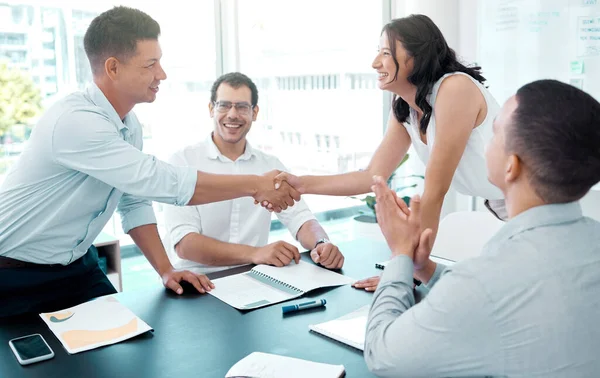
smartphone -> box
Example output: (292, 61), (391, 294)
(8, 334), (55, 365)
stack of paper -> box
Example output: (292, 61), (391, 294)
(226, 352), (345, 378)
(309, 305), (370, 351)
(40, 295), (152, 354)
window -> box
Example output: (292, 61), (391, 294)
(237, 0), (386, 212)
(0, 1), (217, 244)
(0, 1), (389, 245)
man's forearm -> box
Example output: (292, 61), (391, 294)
(295, 219), (328, 250)
(176, 233), (257, 266)
(128, 224), (173, 276)
(188, 172), (259, 205)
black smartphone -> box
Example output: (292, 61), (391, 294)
(8, 333), (55, 365)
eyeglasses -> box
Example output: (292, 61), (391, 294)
(213, 101), (254, 116)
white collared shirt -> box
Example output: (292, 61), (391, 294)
(163, 135), (316, 273)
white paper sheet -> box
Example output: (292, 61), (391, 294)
(40, 295), (152, 354)
(309, 305), (370, 351)
(226, 352), (345, 378)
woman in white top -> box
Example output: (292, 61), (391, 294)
(269, 15), (505, 290)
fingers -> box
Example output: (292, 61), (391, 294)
(419, 228), (434, 252)
(415, 228), (435, 267)
(282, 242), (301, 264)
(408, 194), (421, 221)
(310, 249), (320, 264)
(314, 245), (344, 269)
(273, 172), (288, 190)
(371, 175), (395, 206)
(276, 246), (295, 266)
(164, 276), (184, 295)
(183, 272), (206, 294)
(320, 245), (337, 268)
(273, 253), (287, 267)
(278, 182), (297, 207)
(289, 186), (301, 202)
(352, 276), (380, 292)
(198, 274), (215, 291)
(166, 272), (215, 295)
(395, 195), (410, 218)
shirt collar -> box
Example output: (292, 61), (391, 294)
(486, 201), (583, 248)
(85, 82), (129, 131)
(206, 133), (257, 162)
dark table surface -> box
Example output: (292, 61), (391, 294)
(0, 238), (415, 378)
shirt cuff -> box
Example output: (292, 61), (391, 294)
(121, 205), (157, 233)
(288, 214), (317, 242)
(169, 226), (200, 249)
(424, 262), (447, 290)
(379, 254), (414, 287)
(178, 166), (198, 206)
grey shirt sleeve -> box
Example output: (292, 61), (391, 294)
(424, 261), (448, 289)
(364, 255), (503, 378)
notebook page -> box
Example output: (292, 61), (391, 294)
(309, 305), (369, 351)
(226, 352), (345, 378)
(252, 260), (354, 293)
(209, 272), (297, 310)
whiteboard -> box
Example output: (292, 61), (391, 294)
(479, 0), (600, 191)
(479, 0), (600, 104)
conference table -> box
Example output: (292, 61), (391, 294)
(0, 238), (429, 377)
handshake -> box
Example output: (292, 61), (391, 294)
(253, 170), (304, 213)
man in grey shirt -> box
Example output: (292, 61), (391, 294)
(364, 79), (600, 377)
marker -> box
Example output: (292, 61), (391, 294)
(282, 299), (326, 314)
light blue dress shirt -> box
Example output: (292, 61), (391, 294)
(365, 202), (600, 378)
(0, 83), (197, 265)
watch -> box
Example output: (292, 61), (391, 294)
(314, 238), (330, 249)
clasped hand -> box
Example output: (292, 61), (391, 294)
(254, 171), (305, 212)
(252, 170), (302, 212)
(352, 176), (433, 291)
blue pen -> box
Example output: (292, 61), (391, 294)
(282, 299), (326, 314)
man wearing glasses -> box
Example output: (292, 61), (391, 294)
(0, 8), (299, 318)
(163, 72), (345, 274)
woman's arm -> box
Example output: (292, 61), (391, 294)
(275, 112), (413, 196)
(420, 75), (487, 241)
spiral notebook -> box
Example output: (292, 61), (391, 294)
(208, 260), (354, 310)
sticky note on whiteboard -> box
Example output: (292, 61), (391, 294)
(569, 78), (584, 90)
(570, 60), (584, 74)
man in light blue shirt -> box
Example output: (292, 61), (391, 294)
(365, 79), (600, 377)
(0, 6), (299, 318)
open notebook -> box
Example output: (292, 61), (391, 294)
(309, 305), (369, 351)
(209, 260), (353, 310)
(226, 352), (345, 378)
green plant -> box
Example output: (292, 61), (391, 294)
(0, 61), (43, 137)
(351, 153), (424, 221)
